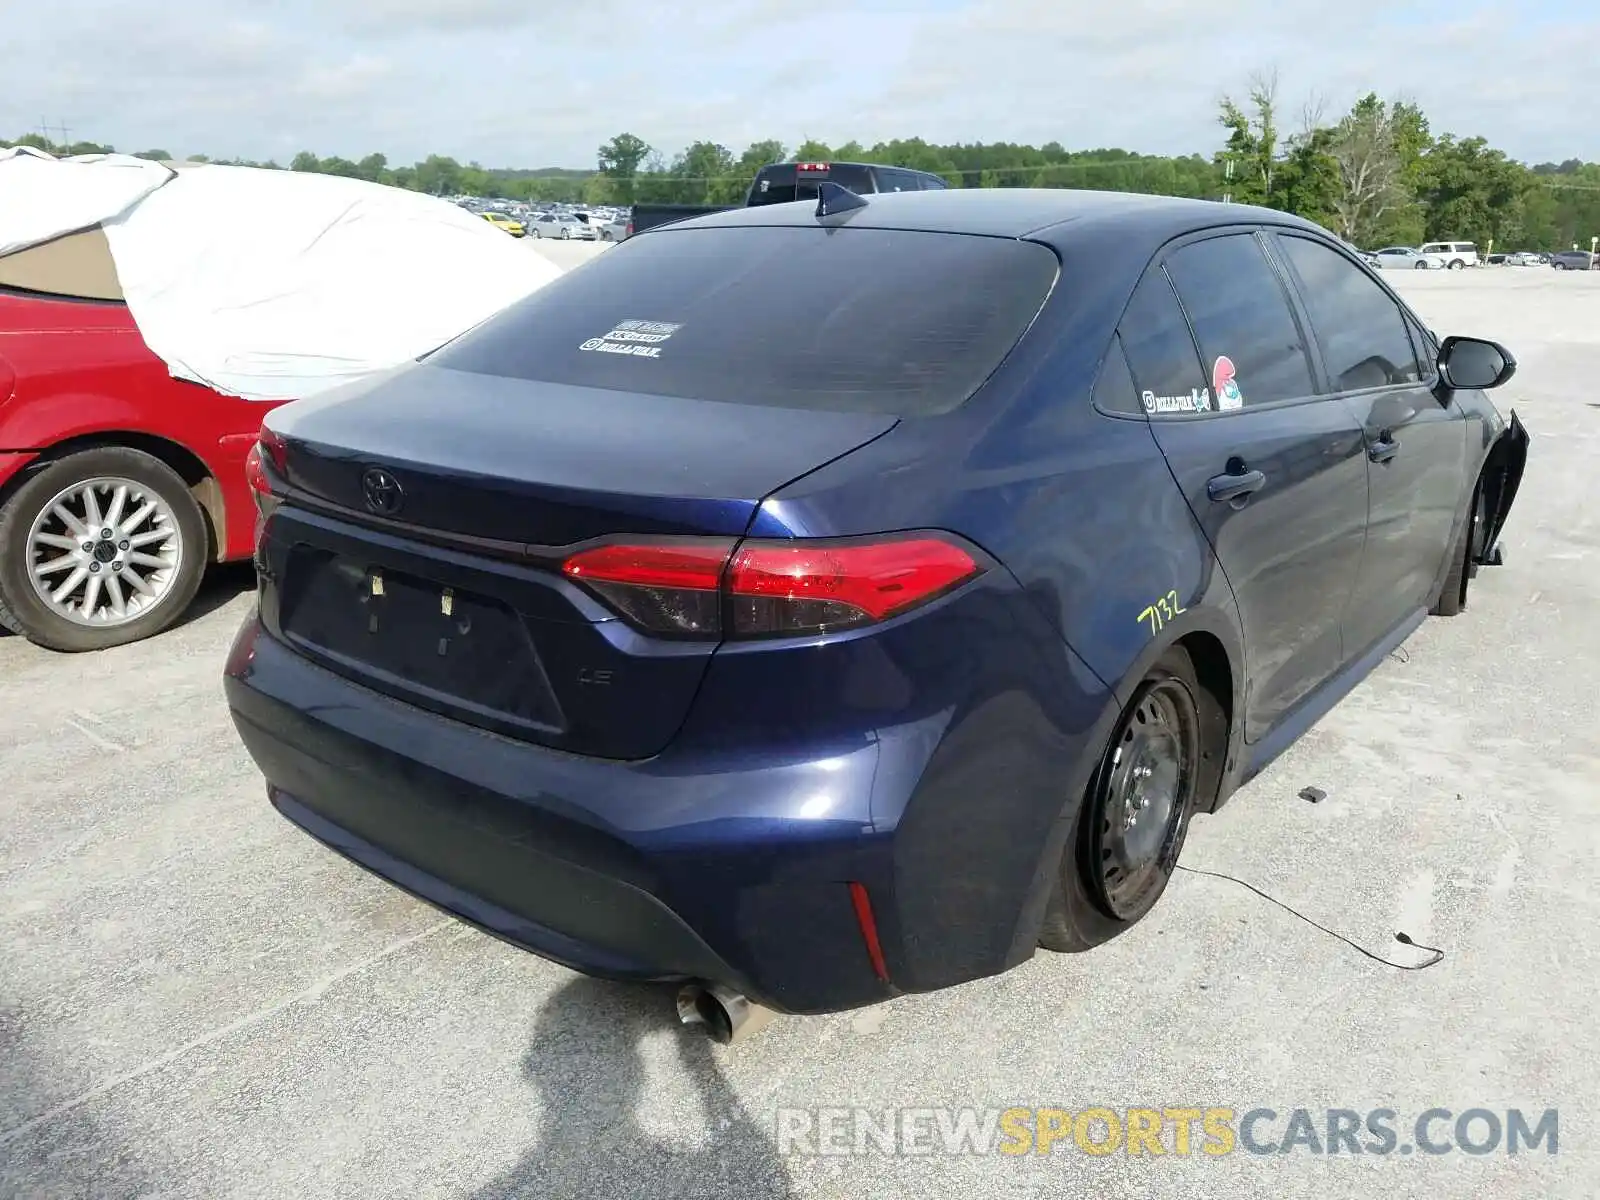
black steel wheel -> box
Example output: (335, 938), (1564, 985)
(1037, 646), (1210, 952)
(1083, 674), (1199, 920)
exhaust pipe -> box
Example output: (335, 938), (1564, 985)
(676, 982), (775, 1044)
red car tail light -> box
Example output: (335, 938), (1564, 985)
(562, 539), (734, 636)
(245, 427), (288, 531)
(244, 444), (270, 499)
(561, 533), (983, 639)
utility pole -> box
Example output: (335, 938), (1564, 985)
(1222, 158), (1234, 205)
(39, 118), (72, 148)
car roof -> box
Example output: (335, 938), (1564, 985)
(657, 187), (1328, 246)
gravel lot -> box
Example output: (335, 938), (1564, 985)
(1, 265), (1596, 1199)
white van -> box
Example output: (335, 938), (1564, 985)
(1419, 241), (1479, 269)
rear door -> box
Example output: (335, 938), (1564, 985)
(1270, 232), (1467, 655)
(1124, 230), (1370, 741)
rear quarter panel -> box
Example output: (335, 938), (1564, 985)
(0, 291), (287, 559)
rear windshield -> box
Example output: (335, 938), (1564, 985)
(748, 164), (876, 206)
(430, 225), (1059, 415)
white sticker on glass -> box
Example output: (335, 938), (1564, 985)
(578, 318), (683, 358)
(1141, 387), (1212, 415)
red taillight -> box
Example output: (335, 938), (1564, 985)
(244, 443), (269, 497)
(560, 533), (982, 639)
(562, 538), (733, 636)
(245, 427), (288, 531)
(796, 161), (830, 173)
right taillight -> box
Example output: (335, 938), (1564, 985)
(561, 533), (983, 639)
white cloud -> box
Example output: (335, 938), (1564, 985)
(1, 0), (1594, 168)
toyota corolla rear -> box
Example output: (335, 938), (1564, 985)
(224, 216), (1095, 1014)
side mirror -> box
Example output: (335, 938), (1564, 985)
(1437, 335), (1517, 391)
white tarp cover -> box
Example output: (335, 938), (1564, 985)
(1, 152), (564, 401)
(0, 147), (175, 257)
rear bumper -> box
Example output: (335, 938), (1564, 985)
(224, 587), (1109, 1013)
(227, 618), (905, 1013)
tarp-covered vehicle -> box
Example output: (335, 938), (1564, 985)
(0, 148), (562, 651)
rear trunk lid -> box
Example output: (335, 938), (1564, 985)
(267, 363), (895, 544)
(258, 364), (896, 760)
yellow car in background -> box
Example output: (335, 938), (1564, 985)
(481, 212), (525, 237)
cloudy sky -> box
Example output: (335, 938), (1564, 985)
(3, 0), (1595, 169)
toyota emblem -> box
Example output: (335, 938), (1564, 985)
(361, 467), (403, 515)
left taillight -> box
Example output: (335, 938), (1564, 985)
(245, 427), (287, 531)
(561, 533), (983, 640)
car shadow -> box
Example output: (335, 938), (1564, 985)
(469, 977), (798, 1200)
(173, 560), (258, 630)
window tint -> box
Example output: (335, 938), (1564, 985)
(920, 173), (950, 190)
(1091, 333), (1145, 416)
(874, 168), (918, 192)
(431, 226), (1059, 416)
(1117, 269), (1209, 414)
(1164, 234), (1317, 407)
(1276, 235), (1422, 391)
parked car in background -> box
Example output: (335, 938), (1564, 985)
(1419, 241), (1478, 269)
(528, 212), (596, 240)
(481, 212), (525, 237)
(0, 226), (289, 650)
(1372, 246), (1433, 270)
(1, 152), (561, 651)
(599, 213), (631, 241)
(629, 160), (953, 236)
(227, 187), (1528, 1032)
(1549, 249), (1595, 270)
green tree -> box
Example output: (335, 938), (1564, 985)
(1217, 71), (1280, 206)
(597, 132), (651, 203)
(1328, 94), (1406, 243)
(1415, 135), (1526, 246)
(669, 141), (737, 204)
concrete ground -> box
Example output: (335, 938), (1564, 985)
(1, 265), (1595, 1199)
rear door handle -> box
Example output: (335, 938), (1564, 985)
(1206, 468), (1266, 503)
(1369, 436), (1401, 464)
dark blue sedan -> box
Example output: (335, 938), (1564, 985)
(226, 187), (1529, 1036)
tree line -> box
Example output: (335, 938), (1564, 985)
(7, 72), (1598, 251)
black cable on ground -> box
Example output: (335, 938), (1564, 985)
(1175, 864), (1446, 970)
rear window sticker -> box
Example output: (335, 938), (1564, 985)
(1141, 386), (1212, 415)
(579, 318), (683, 358)
(1213, 356), (1243, 410)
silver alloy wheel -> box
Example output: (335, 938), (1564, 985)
(24, 476), (184, 628)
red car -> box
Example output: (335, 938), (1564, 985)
(0, 225), (286, 651)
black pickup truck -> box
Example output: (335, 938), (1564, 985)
(623, 160), (950, 238)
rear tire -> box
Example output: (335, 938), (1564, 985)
(1431, 482), (1479, 617)
(1038, 647), (1206, 952)
(0, 447), (209, 652)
